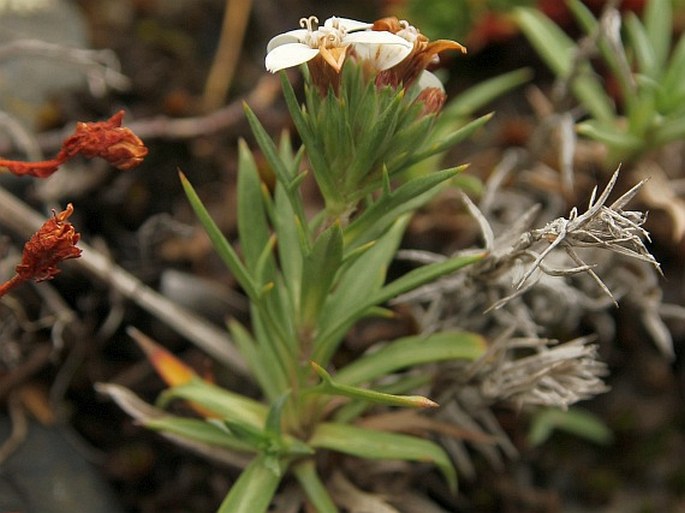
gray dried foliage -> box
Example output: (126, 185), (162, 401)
(394, 161), (672, 474)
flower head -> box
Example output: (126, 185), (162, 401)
(265, 16), (413, 78)
(15, 203), (82, 283)
(372, 17), (467, 90)
(0, 110), (147, 178)
(56, 110), (148, 171)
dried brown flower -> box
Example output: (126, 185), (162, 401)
(16, 203), (82, 282)
(0, 110), (147, 178)
(55, 110), (148, 170)
(0, 204), (82, 298)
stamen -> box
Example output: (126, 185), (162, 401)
(321, 31), (342, 48)
(299, 15), (319, 32)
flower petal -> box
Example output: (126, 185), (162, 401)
(323, 16), (372, 32)
(266, 29), (309, 52)
(265, 43), (320, 73)
(416, 70), (445, 92)
(346, 31), (413, 70)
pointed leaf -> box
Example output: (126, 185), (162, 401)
(371, 253), (485, 308)
(625, 13), (658, 78)
(314, 218), (408, 363)
(515, 7), (614, 122)
(144, 416), (255, 453)
(280, 73), (338, 204)
(335, 330), (486, 386)
(237, 139), (275, 279)
(652, 116), (685, 146)
(528, 407), (613, 447)
(310, 422), (457, 493)
(300, 222), (343, 326)
(217, 455), (284, 513)
(293, 460), (339, 513)
(228, 319), (285, 401)
(158, 379), (267, 428)
(270, 182), (303, 310)
(244, 102), (294, 184)
(179, 171), (259, 300)
(344, 166), (464, 246)
(391, 113), (492, 172)
(310, 361), (438, 408)
(644, 0), (672, 72)
(316, 247), (484, 365)
(576, 121), (643, 152)
(514, 7), (575, 76)
(660, 33), (685, 110)
(440, 68), (532, 120)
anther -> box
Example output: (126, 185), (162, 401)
(299, 15), (319, 31)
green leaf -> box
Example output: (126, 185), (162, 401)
(566, 0), (597, 34)
(659, 33), (685, 111)
(335, 330), (486, 386)
(391, 113), (492, 173)
(315, 251), (485, 365)
(144, 415), (256, 453)
(347, 91), (403, 188)
(217, 455), (284, 513)
(514, 7), (575, 76)
(244, 102), (294, 185)
(652, 115), (685, 146)
(228, 319), (284, 401)
(300, 222), (343, 326)
(576, 121), (643, 152)
(158, 378), (267, 429)
(179, 172), (260, 301)
(572, 75), (616, 124)
(264, 392), (289, 439)
(644, 0), (672, 73)
(280, 73), (338, 206)
(314, 217), (409, 364)
(440, 68), (532, 120)
(293, 460), (339, 513)
(309, 362), (438, 408)
(271, 182), (303, 308)
(625, 13), (658, 78)
(515, 7), (614, 123)
(237, 139), (275, 280)
(528, 407), (614, 447)
(371, 253), (485, 308)
(333, 374), (431, 424)
(344, 166), (465, 247)
(568, 0), (636, 103)
(221, 415), (313, 458)
(310, 422), (457, 493)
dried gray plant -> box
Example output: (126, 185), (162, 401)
(393, 165), (668, 474)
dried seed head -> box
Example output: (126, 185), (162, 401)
(58, 110), (148, 170)
(0, 110), (147, 178)
(15, 203), (81, 282)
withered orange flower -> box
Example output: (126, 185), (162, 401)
(0, 110), (148, 178)
(372, 17), (467, 89)
(55, 110), (148, 171)
(16, 203), (82, 282)
(0, 204), (82, 298)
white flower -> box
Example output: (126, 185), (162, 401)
(265, 16), (413, 73)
